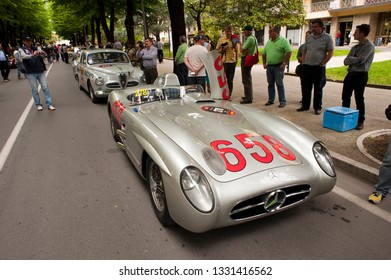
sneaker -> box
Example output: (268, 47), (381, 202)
(37, 105), (43, 111)
(279, 103), (286, 108)
(368, 192), (384, 204)
(4, 79), (9, 82)
(48, 105), (56, 111)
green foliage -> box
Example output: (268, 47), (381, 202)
(327, 60), (391, 86)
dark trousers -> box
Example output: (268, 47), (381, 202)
(241, 59), (253, 101)
(176, 63), (189, 85)
(301, 65), (326, 110)
(342, 72), (368, 124)
(188, 76), (206, 92)
(0, 61), (10, 80)
(144, 67), (158, 84)
(224, 62), (236, 96)
(157, 50), (163, 63)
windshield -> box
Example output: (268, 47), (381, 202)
(87, 52), (129, 65)
(128, 88), (182, 105)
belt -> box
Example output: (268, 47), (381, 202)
(348, 71), (368, 76)
(267, 63), (282, 67)
(144, 66), (157, 70)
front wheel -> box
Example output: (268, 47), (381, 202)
(109, 107), (121, 142)
(147, 157), (174, 227)
(88, 82), (98, 103)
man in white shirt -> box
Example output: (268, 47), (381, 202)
(0, 44), (10, 82)
(184, 35), (208, 91)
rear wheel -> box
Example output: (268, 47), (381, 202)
(77, 75), (83, 90)
(88, 82), (98, 103)
(147, 157), (174, 227)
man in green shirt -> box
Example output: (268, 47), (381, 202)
(175, 35), (189, 85)
(240, 25), (258, 104)
(262, 26), (292, 108)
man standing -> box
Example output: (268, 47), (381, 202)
(174, 35), (189, 86)
(240, 25), (258, 104)
(137, 37), (158, 84)
(216, 25), (239, 98)
(156, 39), (164, 63)
(0, 43), (10, 82)
(184, 34), (208, 91)
(297, 19), (334, 115)
(262, 26), (291, 108)
(341, 24), (375, 130)
(13, 46), (24, 79)
(20, 35), (55, 111)
(368, 105), (391, 204)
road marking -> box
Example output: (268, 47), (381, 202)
(0, 63), (54, 173)
(333, 185), (391, 224)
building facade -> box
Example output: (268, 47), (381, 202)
(303, 0), (391, 46)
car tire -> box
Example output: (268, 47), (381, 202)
(109, 107), (121, 143)
(78, 75), (83, 90)
(88, 82), (98, 103)
(147, 157), (175, 227)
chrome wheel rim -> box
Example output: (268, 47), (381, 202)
(149, 162), (165, 212)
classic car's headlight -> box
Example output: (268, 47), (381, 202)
(180, 167), (214, 213)
(313, 142), (336, 177)
(201, 147), (226, 175)
(95, 77), (104, 86)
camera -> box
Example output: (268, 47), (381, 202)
(221, 42), (228, 47)
(190, 71), (196, 76)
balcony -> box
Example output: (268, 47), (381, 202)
(311, 1), (330, 12)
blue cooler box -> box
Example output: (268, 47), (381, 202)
(323, 106), (359, 132)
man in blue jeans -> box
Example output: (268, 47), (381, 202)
(262, 26), (291, 108)
(368, 105), (391, 204)
(20, 35), (55, 111)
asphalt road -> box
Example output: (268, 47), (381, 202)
(0, 62), (390, 260)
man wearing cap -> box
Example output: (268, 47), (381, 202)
(240, 25), (258, 104)
(20, 35), (55, 111)
(184, 34), (208, 90)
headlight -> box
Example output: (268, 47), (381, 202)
(313, 142), (336, 177)
(180, 167), (214, 213)
(95, 77), (104, 86)
(201, 147), (226, 175)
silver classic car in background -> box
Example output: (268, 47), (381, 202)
(107, 52), (336, 233)
(75, 49), (144, 103)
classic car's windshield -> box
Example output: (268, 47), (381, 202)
(87, 52), (129, 65)
(127, 88), (182, 105)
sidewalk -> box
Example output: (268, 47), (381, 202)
(157, 48), (391, 184)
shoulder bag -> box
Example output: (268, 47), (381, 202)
(244, 36), (259, 67)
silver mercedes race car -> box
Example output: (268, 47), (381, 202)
(75, 49), (144, 103)
(107, 51), (336, 233)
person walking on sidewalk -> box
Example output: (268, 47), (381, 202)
(368, 105), (391, 204)
(13, 46), (25, 79)
(0, 43), (10, 82)
(240, 25), (258, 104)
(20, 35), (55, 111)
(262, 26), (291, 108)
(341, 24), (375, 130)
(297, 19), (334, 115)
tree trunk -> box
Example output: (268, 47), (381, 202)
(95, 17), (102, 46)
(96, 0), (114, 43)
(125, 0), (136, 47)
(167, 0), (186, 73)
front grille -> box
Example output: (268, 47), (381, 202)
(119, 73), (127, 88)
(106, 82), (121, 89)
(230, 185), (311, 220)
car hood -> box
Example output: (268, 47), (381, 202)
(138, 98), (310, 181)
(89, 64), (135, 75)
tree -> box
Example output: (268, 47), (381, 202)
(167, 0), (186, 72)
(185, 0), (208, 31)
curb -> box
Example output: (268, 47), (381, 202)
(330, 151), (379, 184)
